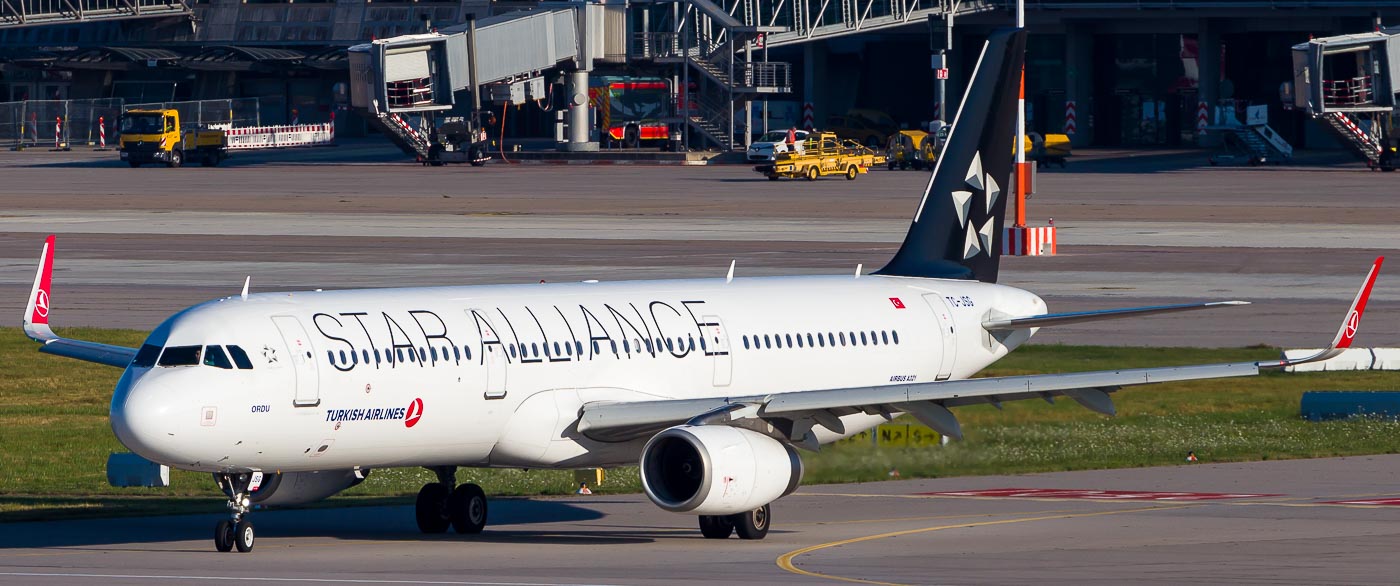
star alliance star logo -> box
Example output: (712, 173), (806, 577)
(263, 345), (278, 364)
(949, 151), (1000, 260)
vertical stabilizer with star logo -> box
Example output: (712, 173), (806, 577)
(877, 29), (1026, 283)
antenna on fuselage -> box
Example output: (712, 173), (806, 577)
(240, 276), (250, 301)
(725, 260), (735, 284)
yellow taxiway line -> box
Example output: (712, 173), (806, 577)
(775, 504), (1185, 586)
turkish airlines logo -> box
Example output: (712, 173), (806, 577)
(889, 297), (906, 309)
(1343, 310), (1360, 342)
(405, 398), (424, 428)
(33, 289), (49, 318)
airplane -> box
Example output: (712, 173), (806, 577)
(21, 29), (1382, 553)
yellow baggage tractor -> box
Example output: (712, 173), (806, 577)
(755, 132), (887, 180)
(885, 130), (933, 170)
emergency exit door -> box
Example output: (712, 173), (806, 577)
(921, 294), (958, 381)
(272, 316), (321, 407)
(467, 309), (507, 399)
(702, 315), (732, 386)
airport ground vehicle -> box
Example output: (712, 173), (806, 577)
(590, 77), (672, 148)
(747, 129), (809, 162)
(1029, 132), (1072, 168)
(118, 109), (227, 168)
(886, 130), (933, 170)
(118, 108), (337, 168)
(754, 132), (886, 180)
(826, 111), (896, 148)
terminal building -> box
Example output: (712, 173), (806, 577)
(0, 0), (1396, 150)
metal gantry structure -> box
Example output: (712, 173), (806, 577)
(629, 0), (995, 150)
(0, 0), (190, 28)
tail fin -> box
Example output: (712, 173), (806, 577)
(877, 29), (1026, 283)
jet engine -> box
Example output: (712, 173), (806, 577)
(244, 469), (370, 506)
(640, 425), (802, 516)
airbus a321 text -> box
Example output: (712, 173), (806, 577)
(22, 30), (1383, 553)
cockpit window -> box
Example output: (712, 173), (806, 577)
(227, 345), (254, 370)
(203, 346), (234, 369)
(132, 344), (161, 367)
(157, 345), (202, 367)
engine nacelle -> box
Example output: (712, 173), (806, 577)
(244, 469), (369, 506)
(640, 425), (803, 516)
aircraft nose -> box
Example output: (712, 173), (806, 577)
(110, 369), (181, 463)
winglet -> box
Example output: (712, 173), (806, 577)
(1262, 256), (1384, 369)
(22, 235), (57, 343)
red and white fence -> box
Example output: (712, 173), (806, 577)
(224, 120), (335, 151)
(1002, 225), (1057, 256)
(1063, 101), (1077, 135)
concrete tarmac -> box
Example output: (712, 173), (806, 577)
(2, 148), (1400, 584)
(0, 148), (1395, 346)
(3, 455), (1400, 585)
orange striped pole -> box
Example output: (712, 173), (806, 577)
(1015, 66), (1029, 228)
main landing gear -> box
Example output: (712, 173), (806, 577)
(698, 503), (771, 540)
(415, 466), (488, 534)
(213, 473), (257, 552)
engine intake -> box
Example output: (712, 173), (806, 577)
(640, 425), (802, 516)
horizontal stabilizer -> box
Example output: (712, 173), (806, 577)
(982, 301), (1248, 331)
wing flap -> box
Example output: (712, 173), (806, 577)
(577, 362), (1261, 441)
(982, 301), (1248, 331)
(38, 339), (138, 368)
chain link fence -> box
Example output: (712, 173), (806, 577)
(126, 98), (264, 131)
(0, 98), (125, 148)
(0, 97), (292, 149)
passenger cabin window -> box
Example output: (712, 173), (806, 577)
(203, 346), (234, 369)
(133, 344), (161, 367)
(227, 345), (254, 369)
(158, 345), (202, 367)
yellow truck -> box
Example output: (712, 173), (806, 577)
(755, 132), (886, 180)
(119, 109), (228, 168)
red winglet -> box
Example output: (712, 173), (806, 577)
(1332, 256), (1383, 350)
(1264, 256), (1384, 369)
(25, 235), (55, 328)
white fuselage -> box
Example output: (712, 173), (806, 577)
(111, 274), (1044, 474)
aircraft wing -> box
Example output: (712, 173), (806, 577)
(578, 257), (1383, 445)
(22, 235), (139, 368)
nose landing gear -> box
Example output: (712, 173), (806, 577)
(415, 466), (489, 535)
(213, 472), (257, 552)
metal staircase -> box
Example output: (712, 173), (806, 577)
(366, 104), (431, 159)
(1221, 125), (1292, 163)
(631, 11), (792, 150)
(1320, 111), (1382, 164)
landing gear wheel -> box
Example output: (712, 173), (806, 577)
(448, 483), (488, 534)
(214, 520), (234, 552)
(167, 149), (182, 168)
(805, 166), (818, 181)
(415, 483), (452, 534)
(730, 503), (771, 540)
(234, 519), (255, 552)
(698, 515), (735, 539)
(845, 165), (858, 180)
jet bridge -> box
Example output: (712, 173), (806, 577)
(349, 2), (621, 160)
(1290, 28), (1400, 169)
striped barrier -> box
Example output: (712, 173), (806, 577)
(1063, 100), (1077, 135)
(1002, 225), (1057, 256)
(225, 122), (336, 150)
(1195, 101), (1209, 134)
(801, 102), (814, 132)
